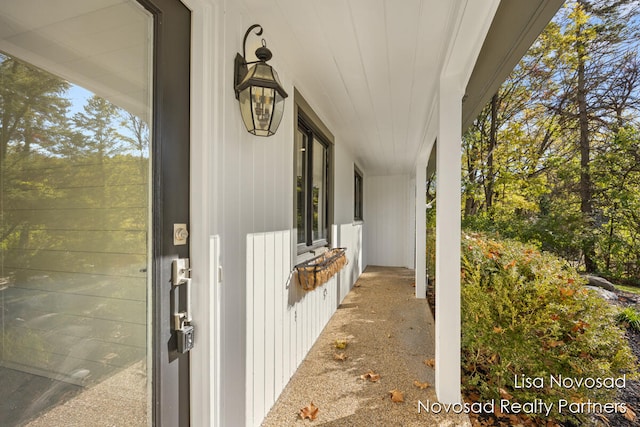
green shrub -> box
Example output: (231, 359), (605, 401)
(461, 232), (637, 424)
(617, 306), (640, 332)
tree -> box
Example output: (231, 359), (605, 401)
(462, 0), (640, 278)
(0, 53), (71, 258)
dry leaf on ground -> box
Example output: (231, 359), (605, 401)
(334, 339), (348, 349)
(498, 387), (513, 400)
(334, 352), (348, 361)
(299, 403), (319, 421)
(413, 380), (430, 389)
(360, 371), (380, 382)
(423, 358), (435, 368)
(624, 405), (636, 422)
(389, 389), (404, 402)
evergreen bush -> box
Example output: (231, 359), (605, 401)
(461, 232), (637, 424)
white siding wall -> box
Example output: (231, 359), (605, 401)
(333, 142), (360, 225)
(334, 223), (364, 304)
(364, 175), (412, 267)
(211, 8), (296, 427)
(206, 7), (369, 426)
(246, 224), (362, 427)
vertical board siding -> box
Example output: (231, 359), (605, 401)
(246, 225), (364, 426)
(364, 175), (410, 267)
(337, 223), (364, 304)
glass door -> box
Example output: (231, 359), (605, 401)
(0, 0), (190, 425)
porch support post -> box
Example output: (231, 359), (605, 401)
(415, 160), (427, 299)
(435, 75), (462, 403)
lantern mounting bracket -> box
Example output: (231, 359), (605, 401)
(234, 24), (270, 100)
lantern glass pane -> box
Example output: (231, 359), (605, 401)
(251, 86), (275, 135)
(253, 63), (273, 81)
(238, 87), (255, 132)
(269, 92), (285, 135)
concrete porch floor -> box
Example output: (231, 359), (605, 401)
(261, 266), (471, 427)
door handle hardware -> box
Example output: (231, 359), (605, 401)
(172, 258), (194, 353)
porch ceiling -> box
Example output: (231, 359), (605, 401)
(0, 0), (150, 121)
(239, 0), (461, 176)
(239, 0), (563, 176)
(0, 0), (563, 178)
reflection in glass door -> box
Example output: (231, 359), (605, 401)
(0, 1), (153, 425)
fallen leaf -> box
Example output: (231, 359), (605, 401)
(493, 326), (504, 334)
(413, 380), (430, 389)
(494, 403), (503, 417)
(559, 287), (575, 298)
(623, 405), (636, 421)
(334, 339), (348, 349)
(503, 259), (516, 270)
(424, 358), (435, 368)
(299, 403), (319, 421)
(389, 389), (404, 402)
(334, 353), (348, 361)
(571, 320), (589, 333)
(360, 371), (380, 382)
(499, 387), (513, 400)
(467, 391), (481, 402)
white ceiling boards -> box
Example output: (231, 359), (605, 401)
(236, 0), (563, 175)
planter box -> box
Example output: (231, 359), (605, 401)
(295, 248), (347, 291)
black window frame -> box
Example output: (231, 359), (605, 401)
(295, 114), (331, 253)
(354, 165), (364, 222)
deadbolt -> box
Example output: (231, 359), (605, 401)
(174, 223), (189, 245)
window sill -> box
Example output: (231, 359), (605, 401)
(296, 240), (329, 262)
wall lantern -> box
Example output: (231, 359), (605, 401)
(234, 24), (288, 137)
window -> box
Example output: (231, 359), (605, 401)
(295, 117), (330, 250)
(354, 165), (363, 221)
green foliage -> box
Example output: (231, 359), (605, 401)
(462, 0), (640, 279)
(616, 307), (640, 332)
(461, 233), (638, 424)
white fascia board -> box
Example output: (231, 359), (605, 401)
(442, 0), (501, 86)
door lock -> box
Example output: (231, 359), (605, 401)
(172, 258), (194, 353)
(173, 224), (189, 246)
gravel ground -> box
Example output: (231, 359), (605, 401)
(24, 361), (148, 427)
(605, 290), (640, 427)
(262, 266), (471, 427)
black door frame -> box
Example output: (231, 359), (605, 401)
(138, 0), (191, 425)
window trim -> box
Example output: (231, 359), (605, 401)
(293, 89), (334, 255)
(354, 164), (364, 222)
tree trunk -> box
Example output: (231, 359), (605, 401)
(577, 34), (597, 272)
(485, 94), (498, 216)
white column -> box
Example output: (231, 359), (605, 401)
(435, 76), (462, 403)
(415, 161), (427, 299)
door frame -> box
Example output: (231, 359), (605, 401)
(173, 0), (221, 426)
(138, 0), (192, 425)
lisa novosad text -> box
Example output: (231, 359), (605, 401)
(418, 374), (629, 417)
